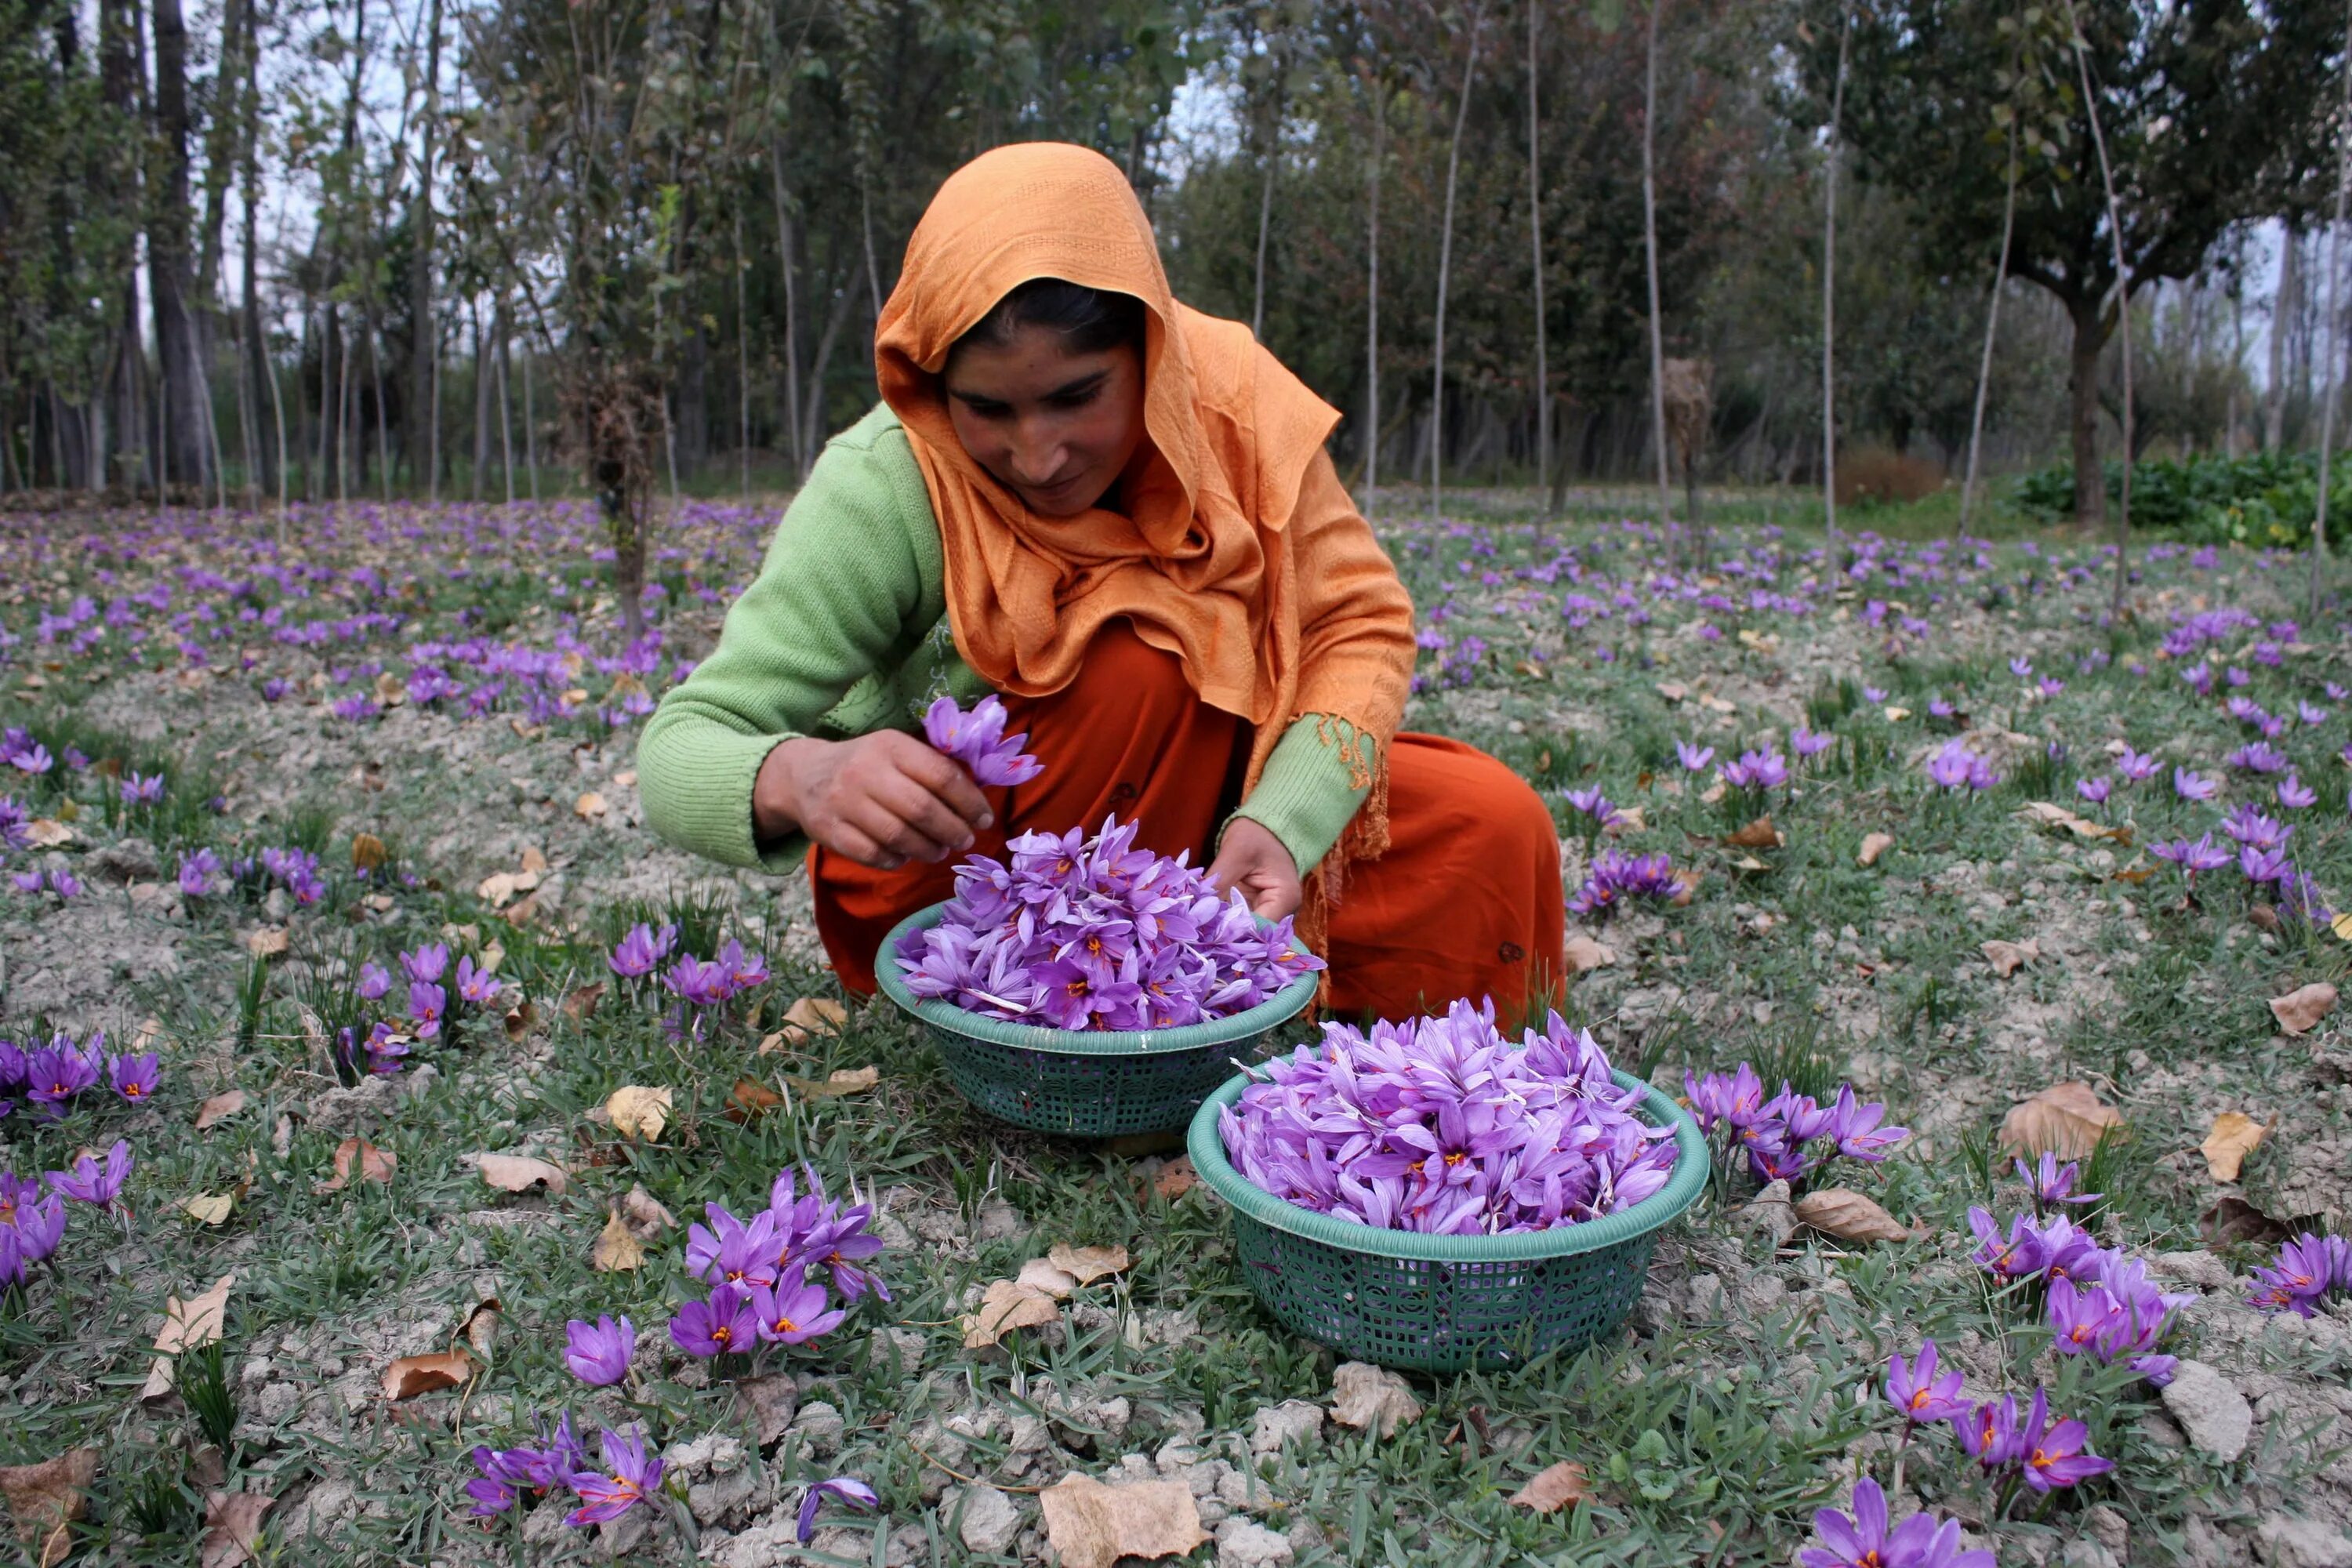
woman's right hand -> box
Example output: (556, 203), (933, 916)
(753, 733), (995, 869)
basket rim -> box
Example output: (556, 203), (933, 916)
(1185, 1057), (1711, 1263)
(874, 902), (1321, 1058)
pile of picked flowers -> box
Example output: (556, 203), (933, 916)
(1215, 1002), (1677, 1235)
(891, 697), (1323, 1031)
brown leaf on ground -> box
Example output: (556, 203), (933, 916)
(2270, 982), (2339, 1035)
(0, 1447), (97, 1568)
(2201, 1112), (2272, 1183)
(1793, 1189), (1911, 1244)
(1722, 815), (1784, 850)
(1508, 1461), (1593, 1513)
(2249, 905), (2285, 936)
(2201, 1195), (2306, 1249)
(1998, 1082), (2125, 1160)
(138, 1273), (238, 1398)
(457, 1298), (503, 1359)
(725, 1078), (783, 1122)
(380, 1349), (477, 1401)
(1329, 1361), (1423, 1437)
(24, 818), (74, 848)
(199, 1490), (274, 1568)
(1668, 868), (1703, 906)
(1654, 681), (1688, 703)
(761, 996), (848, 1051)
(1047, 1243), (1130, 1285)
(180, 1192), (234, 1226)
(1980, 938), (2041, 978)
(783, 1065), (880, 1098)
(961, 1279), (1062, 1348)
(574, 791), (608, 821)
(605, 1085), (672, 1142)
(501, 998), (535, 1039)
(132, 1017), (165, 1052)
(477, 1152), (568, 1196)
(591, 1209), (646, 1272)
(1857, 832), (1893, 867)
(1038, 1475), (1207, 1568)
(350, 833), (387, 873)
(194, 1090), (246, 1130)
(561, 982), (605, 1022)
(243, 926), (288, 959)
(318, 1138), (396, 1192)
(1146, 1156), (1197, 1201)
(1016, 1258), (1079, 1299)
(1563, 935), (1617, 974)
(1698, 780), (1728, 805)
(620, 1184), (675, 1237)
(2016, 801), (2127, 842)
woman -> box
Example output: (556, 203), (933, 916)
(638, 142), (1563, 1025)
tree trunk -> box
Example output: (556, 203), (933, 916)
(769, 139), (805, 477)
(150, 0), (212, 490)
(2269, 227), (2300, 451)
(1641, 0), (1671, 528)
(2067, 295), (2107, 526)
(1363, 67), (1382, 517)
(470, 301), (489, 500)
(409, 0), (444, 492)
(100, 0), (150, 495)
(496, 309), (516, 503)
(1821, 8), (1849, 554)
(1526, 0), (1549, 507)
(2064, 0), (2133, 616)
(523, 343), (539, 502)
(2309, 0), (2352, 619)
(734, 209), (750, 496)
(1431, 4), (1486, 521)
(1960, 105), (2021, 537)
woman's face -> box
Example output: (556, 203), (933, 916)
(944, 324), (1145, 517)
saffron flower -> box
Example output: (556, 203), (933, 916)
(565, 1426), (664, 1527)
(608, 922), (678, 979)
(797, 1475), (880, 1544)
(109, 1051), (161, 1103)
(2016, 1152), (2100, 1210)
(356, 960), (392, 1000)
(2173, 767), (2218, 801)
(2016, 1388), (2114, 1493)
(2280, 775), (2318, 809)
(564, 1314), (636, 1386)
(1953, 1395), (2025, 1471)
(49, 1138), (133, 1207)
(2245, 1232), (2350, 1316)
(1966, 1207), (2046, 1282)
(176, 848), (225, 898)
(1923, 739), (1997, 792)
(24, 1040), (99, 1108)
(2075, 775), (2111, 804)
(2115, 746), (2160, 782)
(1800, 1479), (1991, 1568)
(2151, 833), (2231, 887)
(120, 771), (165, 804)
(751, 1278), (847, 1345)
(1790, 724), (1834, 758)
(1885, 1341), (1969, 1426)
(670, 1282), (758, 1358)
(1563, 785), (1619, 826)
(1675, 740), (1715, 771)
(1569, 849), (1681, 920)
(1718, 748), (1789, 792)
(923, 695), (1044, 786)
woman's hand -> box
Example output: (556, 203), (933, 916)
(1207, 816), (1301, 920)
(755, 733), (993, 869)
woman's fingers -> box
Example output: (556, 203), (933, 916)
(865, 768), (979, 861)
(887, 735), (996, 829)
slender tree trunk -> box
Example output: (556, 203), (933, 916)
(1253, 154), (1277, 341)
(1363, 66), (1382, 518)
(470, 299), (488, 499)
(1821, 9), (1850, 554)
(497, 308), (516, 504)
(1641, 0), (1671, 527)
(1431, 3), (1486, 521)
(336, 307), (353, 504)
(2310, 0), (2352, 619)
(1960, 106), (2022, 537)
(735, 209), (750, 496)
(150, 0), (211, 488)
(769, 139), (805, 477)
(523, 344), (539, 502)
(2269, 227), (2301, 451)
(371, 318), (392, 502)
(1527, 0), (1550, 509)
(2064, 0), (2132, 614)
(409, 0), (443, 492)
(859, 179), (884, 324)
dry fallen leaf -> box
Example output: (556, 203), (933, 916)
(1047, 1243), (1130, 1286)
(1698, 779), (1728, 805)
(783, 1065), (880, 1098)
(199, 1490), (274, 1568)
(962, 1279), (1062, 1348)
(477, 1152), (568, 1196)
(762, 995), (848, 1050)
(180, 1192), (234, 1226)
(194, 1090), (246, 1130)
(132, 1016), (165, 1052)
(139, 1273), (238, 1398)
(350, 833), (387, 873)
(2270, 982), (2339, 1036)
(605, 1085), (672, 1142)
(0, 1447), (98, 1568)
(456, 1298), (504, 1360)
(1654, 681), (1688, 703)
(574, 791), (608, 821)
(1722, 815), (1784, 850)
(244, 926), (289, 959)
(2201, 1111), (2271, 1184)
(1016, 1258), (1079, 1299)
(1793, 1189), (1911, 1244)
(1038, 1475), (1207, 1568)
(725, 1077), (783, 1122)
(2201, 1195), (2301, 1249)
(1857, 832), (1893, 867)
(621, 1184), (675, 1237)
(1998, 1082), (2125, 1160)
(501, 998), (535, 1039)
(1980, 938), (2040, 978)
(318, 1138), (396, 1192)
(1329, 1361), (1422, 1438)
(2016, 800), (2127, 843)
(562, 982), (606, 1022)
(1148, 1156), (1198, 1201)
(1508, 1461), (1593, 1513)
(380, 1348), (477, 1401)
(1668, 867), (1702, 906)
(24, 818), (74, 848)
(592, 1208), (647, 1272)
(1563, 935), (1617, 974)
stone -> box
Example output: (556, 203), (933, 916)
(1215, 1517), (1296, 1567)
(975, 1196), (1025, 1241)
(1737, 1179), (1797, 1248)
(1328, 1362), (1421, 1438)
(2085, 1503), (2130, 1559)
(86, 837), (161, 883)
(2259, 1515), (2352, 1568)
(2161, 1359), (2254, 1462)
(866, 1326), (926, 1374)
(2151, 1250), (2237, 1290)
(946, 1483), (1022, 1555)
(2061, 1537), (2119, 1568)
(1250, 1399), (1325, 1457)
(790, 1399), (847, 1457)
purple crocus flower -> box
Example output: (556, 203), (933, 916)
(109, 1052), (161, 1104)
(1799, 1479), (1991, 1568)
(1952, 1394), (2025, 1471)
(2280, 775), (2318, 809)
(662, 956), (734, 1010)
(1563, 785), (1619, 826)
(355, 960), (392, 1000)
(25, 1041), (100, 1108)
(750, 1278), (847, 1345)
(2017, 1152), (2100, 1210)
(1675, 741), (1715, 771)
(2075, 775), (2111, 804)
(2247, 1232), (2343, 1316)
(1886, 1341), (1969, 1426)
(923, 695), (1044, 786)
(2151, 833), (2232, 886)
(712, 938), (770, 993)
(2173, 767), (2218, 801)
(670, 1283), (758, 1358)
(1719, 748), (1790, 792)
(455, 956), (504, 1007)
(796, 1476), (880, 1544)
(408, 980), (447, 1040)
(608, 921), (678, 979)
(176, 849), (225, 898)
(1966, 1206), (2047, 1282)
(120, 771), (165, 804)
(48, 1138), (133, 1207)
(565, 1426), (664, 1526)
(2239, 844), (2292, 886)
(564, 1314), (636, 1386)
(400, 942), (449, 985)
(2114, 746), (2161, 782)
(2017, 1388), (2114, 1493)
(1790, 724), (1834, 758)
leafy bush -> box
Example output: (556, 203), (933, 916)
(2013, 450), (2352, 549)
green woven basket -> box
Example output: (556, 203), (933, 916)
(874, 903), (1321, 1137)
(1187, 1065), (1710, 1373)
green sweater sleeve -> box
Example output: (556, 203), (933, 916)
(636, 407), (942, 873)
(1229, 717), (1375, 877)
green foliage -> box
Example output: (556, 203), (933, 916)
(2015, 448), (2352, 550)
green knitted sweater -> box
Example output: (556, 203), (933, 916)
(636, 404), (1371, 876)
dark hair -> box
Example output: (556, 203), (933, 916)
(954, 278), (1146, 359)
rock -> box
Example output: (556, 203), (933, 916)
(1216, 1517), (1295, 1567)
(664, 1433), (757, 1526)
(2086, 1504), (2130, 1560)
(1328, 1362), (1421, 1438)
(87, 837), (161, 883)
(2151, 1250), (2237, 1291)
(1686, 1272), (1730, 1317)
(1287, 1518), (1330, 1559)
(702, 1513), (799, 1568)
(2062, 1537), (2120, 1568)
(866, 1327), (925, 1374)
(2260, 1515), (2352, 1568)
(2161, 1360), (2254, 1462)
(790, 1399), (846, 1457)
(597, 1508), (651, 1557)
(126, 880), (181, 916)
(884, 1523), (929, 1568)
(1737, 1179), (1796, 1248)
(946, 1483), (1022, 1555)
(1250, 1399), (1325, 1457)
(975, 1196), (1025, 1242)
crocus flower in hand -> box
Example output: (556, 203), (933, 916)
(564, 1314), (636, 1386)
(49, 1138), (133, 1207)
(565, 1426), (664, 1526)
(924, 695), (1044, 786)
(796, 1475), (880, 1543)
(1885, 1340), (1969, 1426)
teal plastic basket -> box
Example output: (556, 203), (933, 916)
(1187, 1065), (1710, 1373)
(874, 903), (1321, 1137)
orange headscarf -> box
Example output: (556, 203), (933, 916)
(874, 141), (1411, 935)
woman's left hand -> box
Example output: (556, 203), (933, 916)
(1208, 817), (1301, 920)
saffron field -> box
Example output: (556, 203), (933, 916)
(3, 494), (2350, 1566)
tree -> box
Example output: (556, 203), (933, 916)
(1820, 0), (2348, 523)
